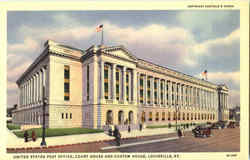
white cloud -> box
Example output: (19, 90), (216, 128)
(7, 61), (32, 82)
(192, 28), (240, 56)
(205, 71), (240, 86)
(8, 37), (40, 54)
(8, 81), (18, 91)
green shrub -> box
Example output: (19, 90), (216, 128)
(13, 128), (104, 138)
(7, 124), (20, 130)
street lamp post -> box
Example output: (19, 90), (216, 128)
(40, 86), (47, 146)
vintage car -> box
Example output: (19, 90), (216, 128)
(210, 121), (227, 129)
(227, 121), (238, 128)
(210, 123), (222, 129)
(192, 125), (212, 138)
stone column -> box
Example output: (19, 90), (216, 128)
(151, 77), (154, 105)
(34, 75), (36, 103)
(36, 73), (39, 102)
(112, 64), (117, 102)
(28, 79), (31, 105)
(42, 67), (46, 97)
(199, 88), (202, 109)
(132, 69), (137, 104)
(164, 80), (167, 106)
(173, 82), (176, 106)
(24, 83), (26, 106)
(190, 86), (193, 108)
(122, 66), (126, 102)
(226, 94), (228, 109)
(100, 61), (105, 101)
(168, 81), (172, 107)
(39, 70), (43, 101)
(137, 73), (140, 104)
(32, 77), (34, 104)
(157, 79), (160, 105)
(128, 70), (132, 102)
(144, 75), (147, 105)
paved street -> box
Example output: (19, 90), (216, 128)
(7, 127), (239, 153)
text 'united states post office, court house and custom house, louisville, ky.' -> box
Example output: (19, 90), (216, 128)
(12, 40), (230, 129)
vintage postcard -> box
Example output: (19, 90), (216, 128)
(0, 1), (249, 160)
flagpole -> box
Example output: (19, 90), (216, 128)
(101, 28), (104, 45)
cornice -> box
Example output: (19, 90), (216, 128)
(137, 59), (218, 90)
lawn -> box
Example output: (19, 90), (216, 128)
(7, 123), (21, 130)
(13, 128), (104, 138)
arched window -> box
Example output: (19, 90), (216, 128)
(183, 113), (185, 120)
(187, 113), (189, 120)
(118, 110), (124, 125)
(191, 113), (193, 120)
(106, 110), (113, 125)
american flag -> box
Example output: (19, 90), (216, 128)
(202, 70), (208, 80)
(96, 24), (103, 32)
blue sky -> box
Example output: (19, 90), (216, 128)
(7, 10), (240, 108)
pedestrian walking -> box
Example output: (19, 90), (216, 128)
(139, 123), (143, 131)
(24, 130), (29, 142)
(177, 128), (182, 138)
(32, 130), (36, 141)
(128, 125), (131, 133)
(113, 126), (121, 146)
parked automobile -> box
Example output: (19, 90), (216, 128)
(192, 125), (212, 138)
(210, 121), (226, 129)
(227, 121), (236, 128)
(210, 123), (222, 129)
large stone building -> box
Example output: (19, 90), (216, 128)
(12, 40), (229, 129)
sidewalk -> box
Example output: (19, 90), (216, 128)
(7, 127), (194, 149)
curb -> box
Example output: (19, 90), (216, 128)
(7, 131), (183, 151)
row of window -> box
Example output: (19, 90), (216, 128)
(104, 65), (132, 100)
(139, 77), (217, 107)
(141, 112), (215, 122)
(61, 113), (72, 119)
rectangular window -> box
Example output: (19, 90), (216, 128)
(62, 113), (64, 119)
(126, 72), (129, 101)
(162, 112), (165, 121)
(147, 79), (151, 104)
(116, 70), (120, 100)
(149, 112), (152, 121)
(66, 113), (68, 119)
(104, 65), (109, 99)
(139, 76), (143, 104)
(70, 113), (72, 119)
(156, 112), (159, 121)
(64, 65), (70, 101)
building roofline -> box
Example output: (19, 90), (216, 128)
(16, 40), (85, 85)
(137, 58), (219, 87)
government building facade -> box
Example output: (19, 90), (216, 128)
(12, 40), (229, 129)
